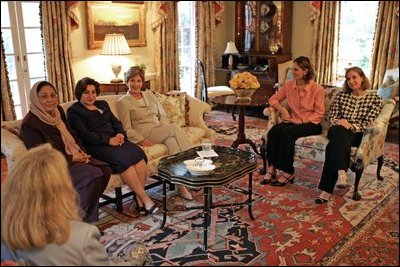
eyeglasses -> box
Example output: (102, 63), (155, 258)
(38, 94), (58, 101)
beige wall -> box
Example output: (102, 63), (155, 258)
(292, 1), (313, 59)
(70, 2), (155, 83)
(70, 1), (312, 85)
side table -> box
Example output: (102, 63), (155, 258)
(99, 80), (150, 95)
(211, 95), (268, 155)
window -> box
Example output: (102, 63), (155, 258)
(178, 1), (196, 96)
(336, 1), (378, 85)
(1, 1), (46, 119)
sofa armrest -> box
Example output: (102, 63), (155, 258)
(1, 128), (27, 169)
(186, 95), (216, 143)
(355, 99), (396, 167)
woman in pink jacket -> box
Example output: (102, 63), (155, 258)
(261, 56), (325, 186)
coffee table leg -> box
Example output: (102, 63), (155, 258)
(161, 180), (167, 229)
(248, 173), (254, 220)
(203, 187), (211, 251)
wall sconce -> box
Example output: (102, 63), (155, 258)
(224, 41), (239, 69)
(101, 33), (131, 83)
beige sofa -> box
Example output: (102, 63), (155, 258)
(1, 92), (215, 211)
(260, 87), (396, 200)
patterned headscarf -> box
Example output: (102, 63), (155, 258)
(29, 81), (81, 156)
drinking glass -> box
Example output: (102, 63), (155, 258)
(202, 140), (212, 152)
(194, 157), (204, 167)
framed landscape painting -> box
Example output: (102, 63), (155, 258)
(87, 1), (146, 49)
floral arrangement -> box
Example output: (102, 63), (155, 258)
(229, 72), (260, 90)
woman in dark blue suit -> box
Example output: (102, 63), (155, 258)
(67, 77), (158, 214)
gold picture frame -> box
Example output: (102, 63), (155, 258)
(87, 1), (146, 50)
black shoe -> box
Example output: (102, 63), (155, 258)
(270, 173), (295, 186)
(145, 204), (159, 215)
(260, 171), (276, 185)
(132, 197), (146, 215)
(315, 197), (329, 204)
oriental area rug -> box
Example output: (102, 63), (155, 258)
(95, 111), (399, 266)
(1, 111), (398, 266)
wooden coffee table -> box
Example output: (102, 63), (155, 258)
(157, 145), (257, 251)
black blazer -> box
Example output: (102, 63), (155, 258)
(67, 100), (127, 148)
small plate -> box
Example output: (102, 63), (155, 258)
(236, 65), (248, 70)
(186, 164), (216, 176)
(183, 159), (213, 166)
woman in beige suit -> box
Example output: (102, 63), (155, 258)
(117, 66), (194, 200)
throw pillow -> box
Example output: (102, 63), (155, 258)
(154, 91), (188, 127)
(377, 68), (399, 99)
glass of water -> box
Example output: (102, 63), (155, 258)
(202, 140), (212, 152)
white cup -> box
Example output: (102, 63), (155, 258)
(194, 157), (204, 166)
(202, 140), (212, 152)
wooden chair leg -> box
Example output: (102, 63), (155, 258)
(351, 159), (364, 201)
(259, 139), (267, 175)
(376, 155), (384, 181)
(115, 187), (123, 212)
(231, 107), (236, 121)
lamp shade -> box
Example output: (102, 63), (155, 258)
(101, 34), (131, 55)
(224, 41), (239, 54)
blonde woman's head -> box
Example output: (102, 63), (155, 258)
(1, 144), (81, 250)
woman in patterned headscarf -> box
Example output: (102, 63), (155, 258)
(20, 81), (111, 222)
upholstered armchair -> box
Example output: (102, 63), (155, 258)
(260, 87), (396, 200)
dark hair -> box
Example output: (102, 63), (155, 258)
(125, 66), (145, 83)
(74, 77), (100, 100)
(36, 81), (57, 94)
(293, 56), (315, 82)
(342, 66), (370, 93)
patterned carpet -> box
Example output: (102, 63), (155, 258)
(1, 111), (398, 265)
(93, 111), (399, 266)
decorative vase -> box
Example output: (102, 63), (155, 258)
(234, 88), (258, 102)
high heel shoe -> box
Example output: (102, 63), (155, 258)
(145, 204), (159, 215)
(337, 173), (348, 188)
(315, 191), (331, 204)
(270, 173), (295, 186)
(260, 170), (276, 185)
(132, 197), (146, 215)
(315, 197), (329, 204)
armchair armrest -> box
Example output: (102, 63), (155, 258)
(261, 106), (282, 141)
(186, 95), (216, 143)
(1, 128), (27, 169)
(354, 99), (396, 167)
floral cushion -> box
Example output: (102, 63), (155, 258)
(154, 92), (188, 127)
(294, 135), (358, 162)
(377, 68), (399, 99)
(182, 126), (206, 145)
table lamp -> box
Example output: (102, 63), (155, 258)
(224, 41), (239, 69)
(101, 33), (131, 83)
